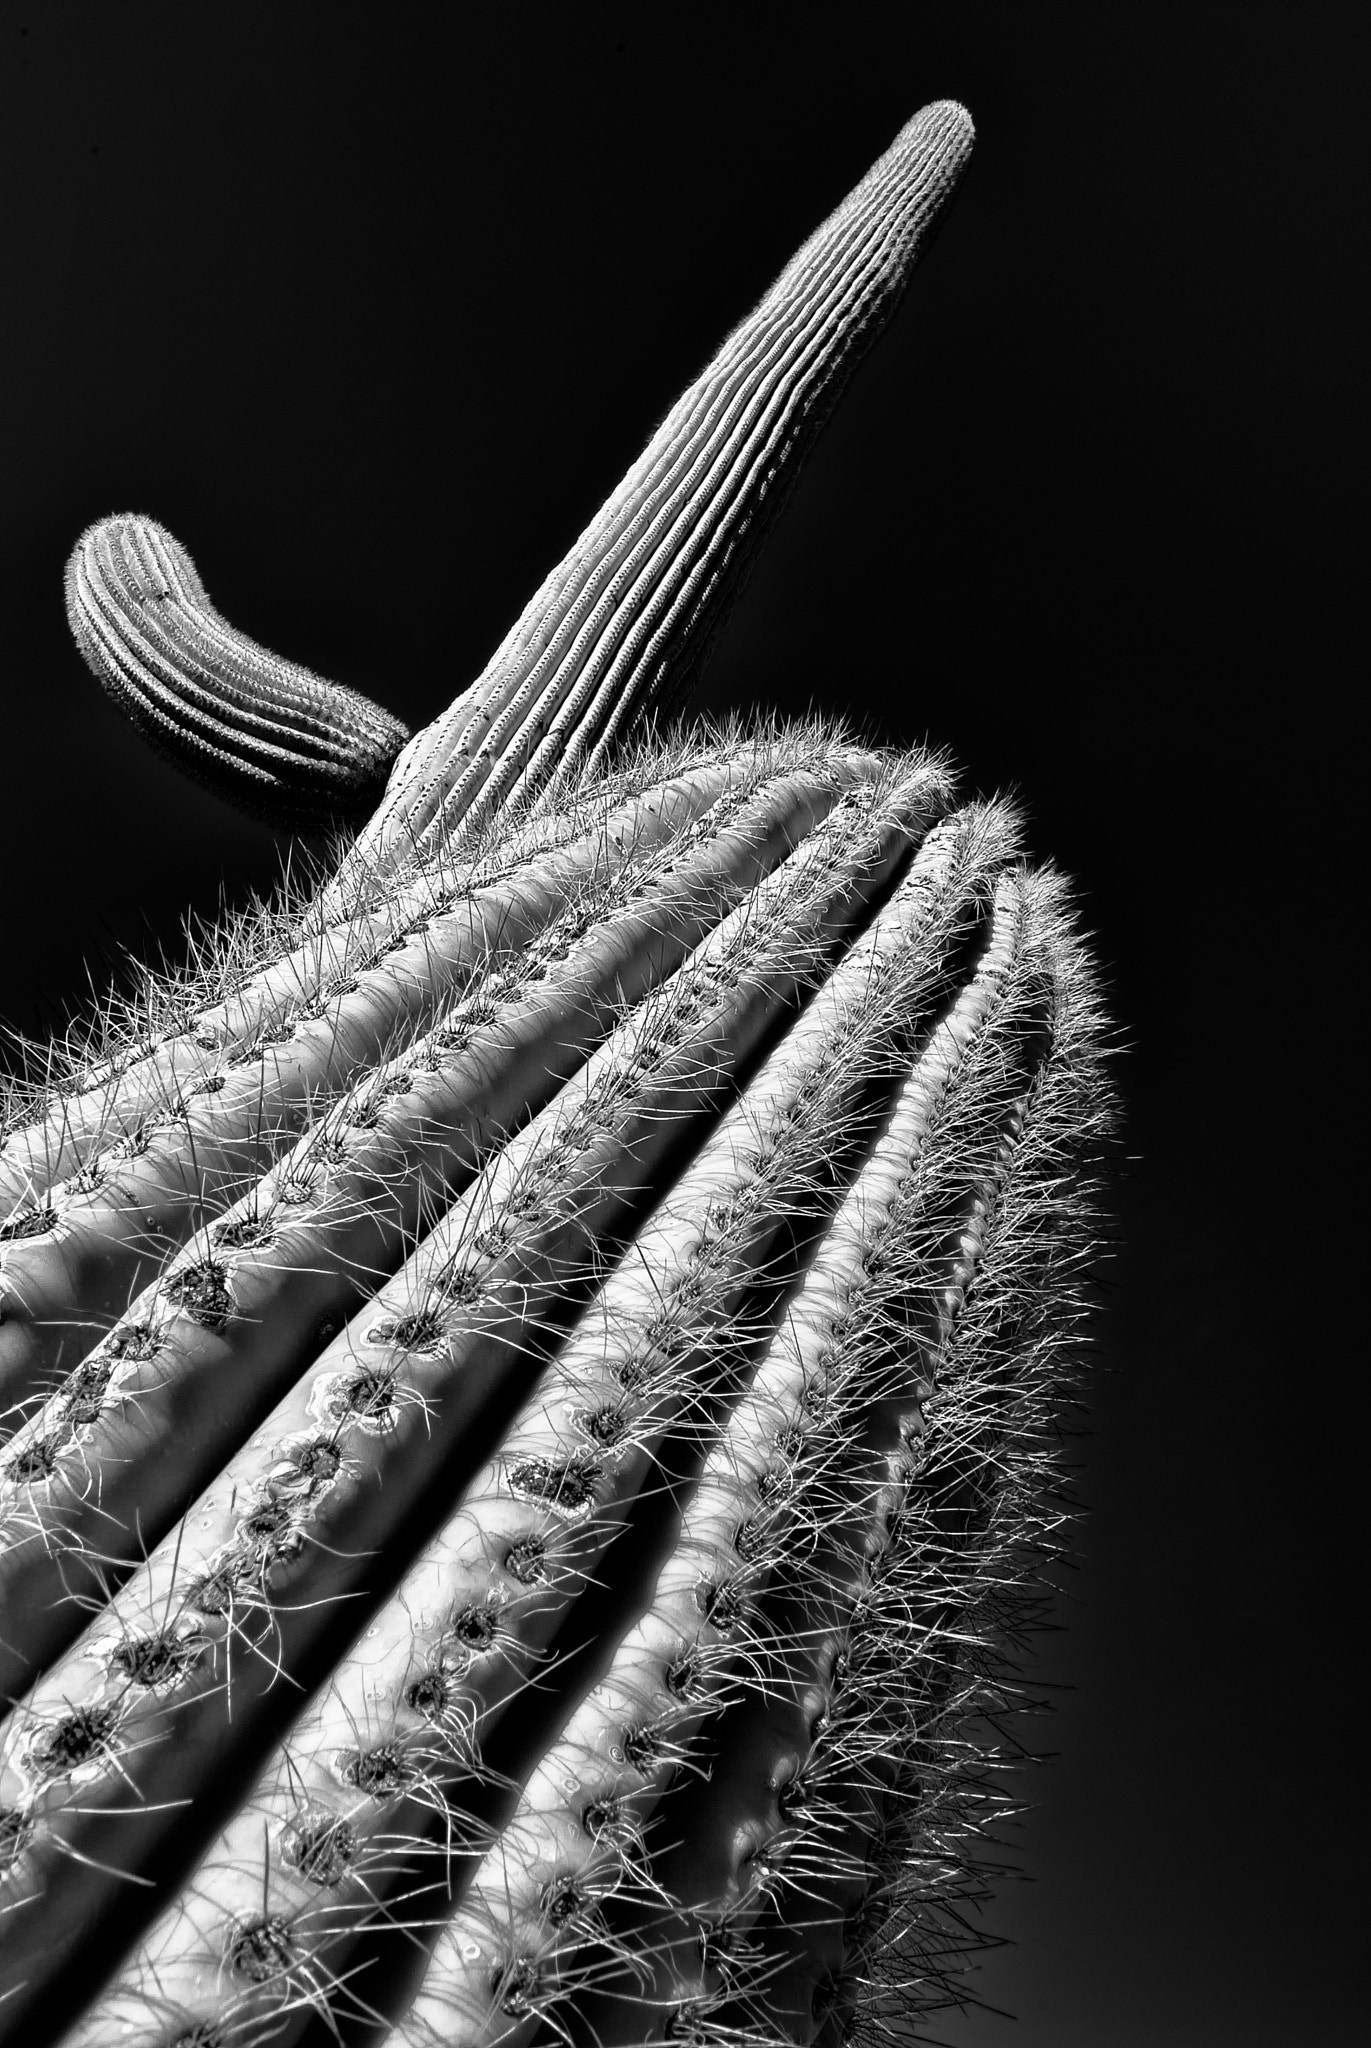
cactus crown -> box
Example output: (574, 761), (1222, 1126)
(0, 96), (1117, 2048)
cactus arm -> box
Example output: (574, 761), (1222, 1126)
(57, 102), (969, 896)
(0, 752), (781, 1421)
(0, 752), (906, 1698)
(64, 515), (411, 828)
(324, 100), (974, 908)
(0, 763), (961, 2026)
(60, 799), (1017, 2048)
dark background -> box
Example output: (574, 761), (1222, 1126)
(1, 5), (1362, 2041)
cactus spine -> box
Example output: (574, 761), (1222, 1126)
(0, 94), (1115, 2048)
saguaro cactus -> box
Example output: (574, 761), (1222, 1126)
(0, 98), (1115, 2047)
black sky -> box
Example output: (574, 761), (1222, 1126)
(1, 5), (1363, 2042)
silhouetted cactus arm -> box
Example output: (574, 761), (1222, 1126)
(327, 99), (974, 905)
(65, 515), (411, 827)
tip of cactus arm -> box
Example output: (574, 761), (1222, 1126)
(928, 96), (975, 134)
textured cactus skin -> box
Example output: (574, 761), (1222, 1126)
(0, 96), (1117, 2048)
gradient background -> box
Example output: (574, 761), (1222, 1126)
(0, 7), (1361, 2042)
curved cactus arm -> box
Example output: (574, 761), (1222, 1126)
(0, 762), (972, 2029)
(58, 798), (1019, 2048)
(324, 100), (974, 910)
(0, 749), (919, 1701)
(65, 514), (412, 828)
(0, 750), (789, 1422)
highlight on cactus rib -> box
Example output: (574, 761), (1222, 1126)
(0, 97), (1117, 2048)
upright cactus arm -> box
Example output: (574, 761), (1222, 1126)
(336, 99), (974, 901)
(65, 515), (411, 827)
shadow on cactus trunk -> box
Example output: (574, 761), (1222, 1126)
(0, 99), (1117, 2048)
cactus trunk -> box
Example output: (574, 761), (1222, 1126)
(0, 94), (1115, 2048)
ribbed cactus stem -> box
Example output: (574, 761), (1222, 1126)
(0, 751), (932, 1701)
(325, 100), (975, 907)
(387, 868), (1033, 2046)
(0, 85), (1119, 2048)
(65, 514), (411, 826)
(0, 727), (842, 1217)
(577, 876), (1106, 2046)
(62, 800), (1014, 2048)
(1, 745), (830, 1422)
(0, 759), (969, 2031)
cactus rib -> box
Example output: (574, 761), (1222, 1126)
(571, 875), (1108, 2047)
(385, 867), (1039, 2046)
